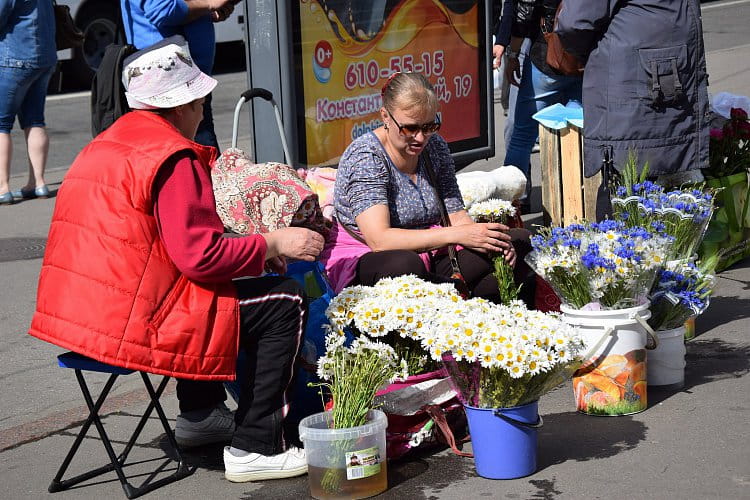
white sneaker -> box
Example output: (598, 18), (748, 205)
(175, 403), (235, 448)
(224, 446), (308, 482)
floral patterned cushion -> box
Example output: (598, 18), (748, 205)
(211, 148), (331, 235)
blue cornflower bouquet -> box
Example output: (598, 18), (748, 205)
(526, 220), (672, 310)
(648, 259), (715, 331)
(611, 156), (715, 260)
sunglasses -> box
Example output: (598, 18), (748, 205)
(387, 109), (441, 137)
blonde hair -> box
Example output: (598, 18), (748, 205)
(381, 72), (438, 114)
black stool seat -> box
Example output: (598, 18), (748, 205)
(49, 351), (194, 499)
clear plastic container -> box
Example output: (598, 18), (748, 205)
(299, 409), (388, 500)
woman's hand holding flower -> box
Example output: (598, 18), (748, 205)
(455, 222), (512, 255)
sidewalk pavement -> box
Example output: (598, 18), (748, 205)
(2, 137), (748, 500)
(2, 46), (750, 500)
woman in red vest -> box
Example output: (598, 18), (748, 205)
(29, 36), (324, 483)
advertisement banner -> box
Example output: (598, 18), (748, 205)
(292, 0), (489, 167)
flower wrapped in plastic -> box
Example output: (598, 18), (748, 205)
(612, 184), (715, 261)
(526, 221), (672, 310)
(705, 106), (750, 179)
(611, 155), (716, 260)
(467, 199), (519, 304)
(467, 198), (516, 224)
(648, 260), (716, 331)
(414, 299), (584, 408)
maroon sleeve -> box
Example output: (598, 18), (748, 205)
(153, 151), (268, 282)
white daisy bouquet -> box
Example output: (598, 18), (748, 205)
(468, 198), (516, 224)
(323, 276), (584, 409)
(648, 259), (716, 331)
(325, 275), (463, 374)
(315, 333), (408, 429)
(415, 298), (585, 408)
(526, 220), (672, 310)
(468, 199), (520, 304)
(311, 332), (407, 495)
(611, 155), (716, 260)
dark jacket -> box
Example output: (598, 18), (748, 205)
(556, 0), (709, 177)
(500, 0), (565, 76)
(494, 0), (514, 47)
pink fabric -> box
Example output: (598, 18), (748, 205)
(298, 167), (337, 221)
(320, 222), (433, 293)
(375, 367), (449, 395)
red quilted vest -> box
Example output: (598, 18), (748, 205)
(29, 111), (240, 381)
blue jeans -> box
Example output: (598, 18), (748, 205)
(503, 58), (582, 179)
(0, 65), (55, 133)
(503, 39), (531, 149)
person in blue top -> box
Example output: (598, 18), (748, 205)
(0, 0), (57, 204)
(119, 0), (239, 150)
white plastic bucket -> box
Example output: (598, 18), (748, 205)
(299, 409), (388, 500)
(561, 303), (652, 416)
(647, 326), (686, 389)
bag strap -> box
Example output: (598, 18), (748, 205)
(424, 405), (473, 458)
(337, 140), (458, 275)
(337, 216), (368, 244)
(421, 151), (463, 279)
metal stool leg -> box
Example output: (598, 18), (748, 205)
(115, 374), (195, 498)
(49, 370), (195, 499)
(49, 371), (120, 492)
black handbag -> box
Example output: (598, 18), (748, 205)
(53, 2), (85, 51)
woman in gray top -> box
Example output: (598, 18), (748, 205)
(322, 72), (532, 303)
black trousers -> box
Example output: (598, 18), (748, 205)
(355, 228), (535, 305)
(176, 276), (307, 455)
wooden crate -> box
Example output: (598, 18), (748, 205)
(539, 124), (601, 226)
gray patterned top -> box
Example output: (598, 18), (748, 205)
(334, 132), (465, 231)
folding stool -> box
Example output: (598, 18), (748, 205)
(49, 352), (194, 499)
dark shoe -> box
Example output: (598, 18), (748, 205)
(11, 185), (50, 200)
(175, 402), (235, 448)
(0, 191), (13, 205)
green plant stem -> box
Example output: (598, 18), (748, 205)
(477, 362), (579, 408)
(316, 350), (396, 495)
(546, 267), (592, 309)
(493, 255), (520, 305)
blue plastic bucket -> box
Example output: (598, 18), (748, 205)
(464, 401), (541, 479)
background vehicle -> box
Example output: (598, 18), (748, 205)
(56, 0), (246, 88)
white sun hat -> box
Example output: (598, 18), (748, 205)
(122, 35), (217, 110)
